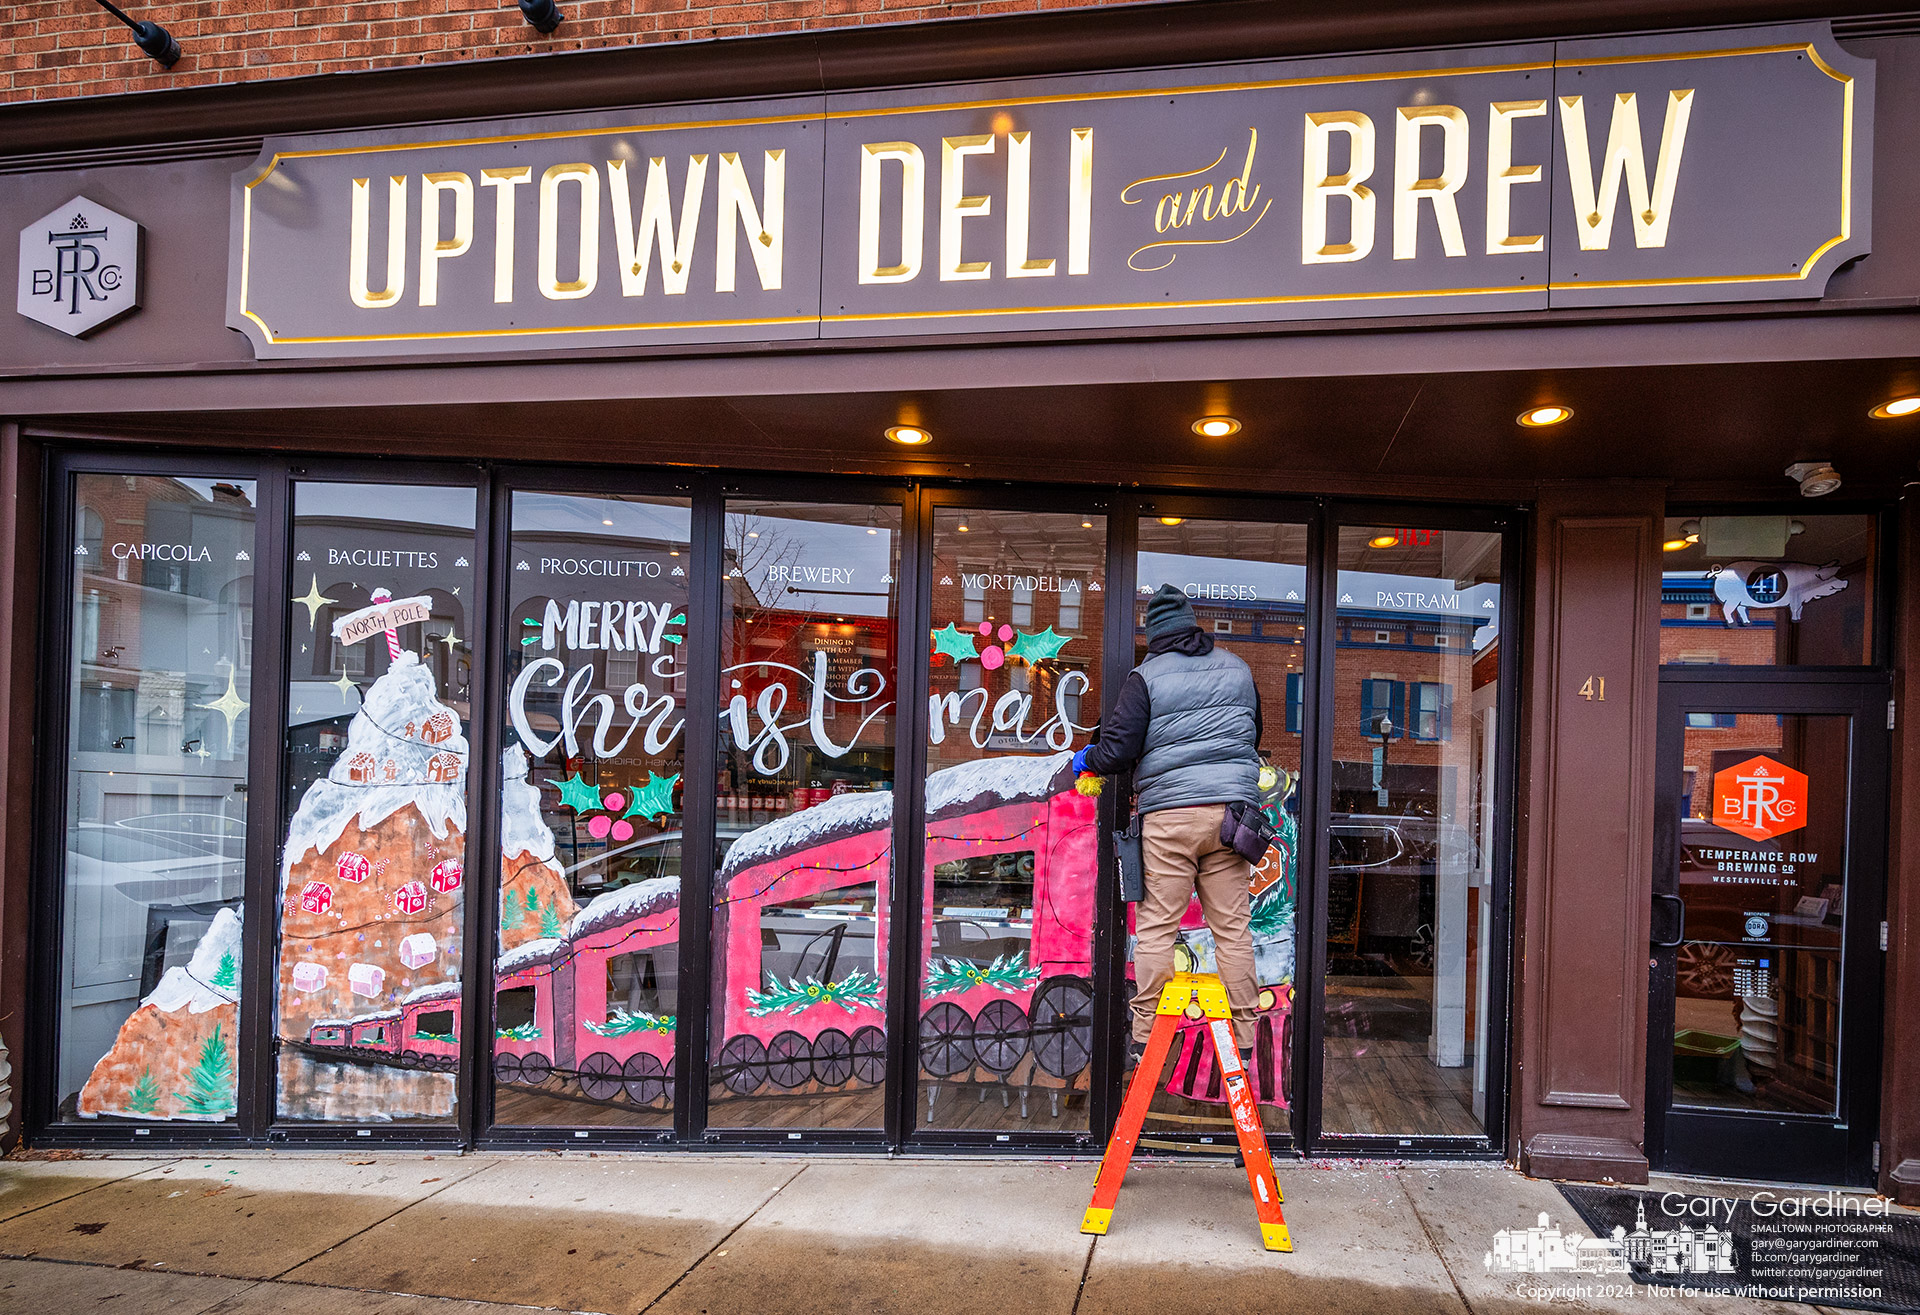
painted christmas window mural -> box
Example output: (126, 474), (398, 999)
(495, 493), (691, 1127)
(921, 509), (1104, 1132)
(65, 474), (256, 1122)
(709, 501), (899, 1130)
(275, 482), (476, 1122)
(1133, 519), (1307, 1134)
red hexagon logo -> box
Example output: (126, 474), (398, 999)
(1711, 755), (1807, 842)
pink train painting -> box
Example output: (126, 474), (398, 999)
(304, 750), (1294, 1114)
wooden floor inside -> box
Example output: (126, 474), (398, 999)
(1320, 971), (1481, 1137)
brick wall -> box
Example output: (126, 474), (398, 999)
(0, 0), (1144, 104)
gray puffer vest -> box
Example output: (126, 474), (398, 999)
(1133, 645), (1261, 814)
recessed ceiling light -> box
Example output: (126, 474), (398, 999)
(602, 518), (613, 526)
(1518, 405), (1573, 428)
(1192, 416), (1241, 439)
(957, 523), (970, 532)
(1081, 519), (1093, 529)
(1159, 516), (1185, 526)
(1870, 396), (1920, 419)
(886, 425), (931, 445)
(1368, 533), (1399, 549)
(1661, 537), (1692, 552)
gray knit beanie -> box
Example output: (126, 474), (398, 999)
(1143, 583), (1198, 639)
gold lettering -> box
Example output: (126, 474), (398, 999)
(940, 133), (994, 281)
(1155, 193), (1182, 232)
(1183, 185), (1213, 227)
(1486, 100), (1547, 254)
(1216, 129), (1261, 217)
(417, 171), (473, 308)
(537, 162), (599, 300)
(1393, 104), (1469, 260)
(858, 141), (924, 284)
(348, 175), (407, 309)
(1003, 131), (1055, 278)
(716, 148), (784, 293)
(479, 166), (531, 304)
(1557, 89), (1695, 251)
(608, 153), (708, 296)
(1068, 127), (1093, 275)
(1301, 111), (1375, 264)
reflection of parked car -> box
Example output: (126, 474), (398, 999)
(1328, 814), (1474, 943)
(66, 824), (245, 993)
(112, 811), (247, 859)
(564, 826), (750, 895)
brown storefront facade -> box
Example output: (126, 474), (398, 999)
(2, 0), (1919, 1202)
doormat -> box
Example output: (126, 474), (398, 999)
(1553, 1183), (1918, 1314)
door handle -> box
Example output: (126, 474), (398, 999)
(1651, 893), (1686, 949)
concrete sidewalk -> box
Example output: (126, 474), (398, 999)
(0, 1151), (1881, 1315)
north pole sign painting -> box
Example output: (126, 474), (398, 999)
(228, 22), (1872, 357)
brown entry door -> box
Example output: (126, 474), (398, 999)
(1649, 674), (1888, 1187)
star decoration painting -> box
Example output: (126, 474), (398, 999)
(295, 574), (336, 628)
(197, 661), (249, 752)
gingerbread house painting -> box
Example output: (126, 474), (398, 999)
(277, 651), (469, 1121)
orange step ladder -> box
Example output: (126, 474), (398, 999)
(1079, 971), (1292, 1252)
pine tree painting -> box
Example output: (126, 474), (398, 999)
(174, 1023), (236, 1118)
(538, 892), (563, 938)
(126, 1067), (162, 1115)
(501, 886), (523, 934)
(210, 948), (239, 994)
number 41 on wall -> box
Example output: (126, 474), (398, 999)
(1578, 676), (1606, 701)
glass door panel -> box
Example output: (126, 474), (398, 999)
(494, 492), (692, 1128)
(1322, 525), (1503, 1139)
(708, 500), (900, 1130)
(275, 482), (477, 1123)
(1672, 714), (1850, 1116)
(1132, 517), (1306, 1137)
(920, 508), (1104, 1132)
(59, 473), (256, 1123)
(1651, 680), (1884, 1185)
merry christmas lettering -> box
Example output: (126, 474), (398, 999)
(507, 650), (890, 772)
(929, 670), (1091, 750)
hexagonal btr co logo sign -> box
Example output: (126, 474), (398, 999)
(16, 196), (141, 337)
(1712, 755), (1808, 842)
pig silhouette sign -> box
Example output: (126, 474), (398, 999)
(1710, 561), (1848, 625)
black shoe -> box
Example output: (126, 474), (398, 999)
(1238, 1046), (1254, 1068)
(1124, 1038), (1147, 1072)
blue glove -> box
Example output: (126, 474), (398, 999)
(1071, 745), (1092, 775)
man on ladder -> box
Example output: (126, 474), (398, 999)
(1072, 583), (1290, 1251)
(1073, 581), (1265, 1074)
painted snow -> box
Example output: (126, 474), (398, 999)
(281, 652), (468, 868)
(568, 877), (680, 941)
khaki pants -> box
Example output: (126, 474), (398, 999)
(1130, 803), (1259, 1050)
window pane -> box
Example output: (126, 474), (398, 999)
(62, 474), (255, 1123)
(709, 501), (898, 1129)
(1325, 525), (1502, 1138)
(276, 482), (477, 1123)
(1660, 515), (1873, 666)
(921, 509), (1103, 1133)
(1133, 518), (1308, 1136)
(496, 492), (691, 1127)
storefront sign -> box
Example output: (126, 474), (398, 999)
(19, 195), (142, 338)
(228, 23), (1871, 358)
(1712, 755), (1808, 842)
